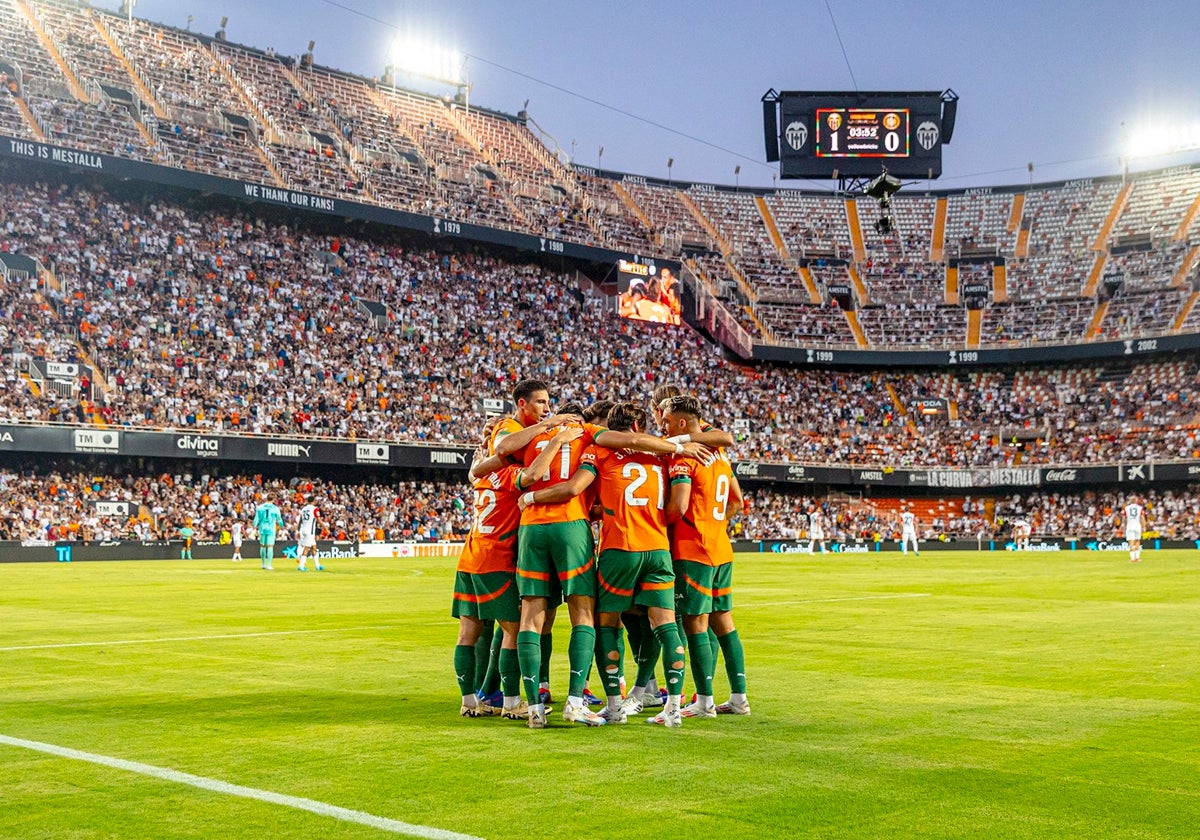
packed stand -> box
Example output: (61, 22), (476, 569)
(0, 467), (473, 543)
(8, 466), (1199, 546)
(6, 175), (1200, 468)
(731, 490), (990, 542)
(995, 487), (1200, 540)
(6, 0), (1200, 340)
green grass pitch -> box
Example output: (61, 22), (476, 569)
(2, 549), (1199, 839)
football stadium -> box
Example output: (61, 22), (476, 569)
(2, 1), (1200, 837)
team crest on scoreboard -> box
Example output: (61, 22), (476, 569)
(916, 121), (940, 150)
(883, 112), (901, 131)
(825, 112), (843, 132)
(784, 121), (808, 151)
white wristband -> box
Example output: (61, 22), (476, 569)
(666, 434), (691, 445)
(522, 492), (536, 506)
(674, 442), (684, 455)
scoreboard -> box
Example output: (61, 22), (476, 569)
(768, 91), (952, 180)
(815, 108), (909, 158)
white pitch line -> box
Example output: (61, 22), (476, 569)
(0, 734), (483, 840)
(740, 593), (932, 608)
(0, 625), (396, 653)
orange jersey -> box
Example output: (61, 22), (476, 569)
(519, 422), (606, 526)
(581, 446), (669, 554)
(456, 465), (522, 574)
(489, 416), (525, 456)
(668, 448), (734, 566)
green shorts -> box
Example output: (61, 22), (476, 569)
(674, 559), (714, 616)
(517, 520), (595, 601)
(451, 570), (520, 622)
(712, 562), (733, 613)
(259, 530), (276, 547)
(597, 549), (676, 615)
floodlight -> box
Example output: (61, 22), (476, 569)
(388, 35), (466, 87)
(1127, 122), (1200, 160)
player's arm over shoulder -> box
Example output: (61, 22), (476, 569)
(494, 413), (579, 458)
(594, 427), (712, 462)
(492, 418), (531, 458)
(671, 420), (735, 449)
(523, 446), (599, 506)
(470, 452), (517, 481)
(666, 458), (693, 523)
(517, 424), (584, 489)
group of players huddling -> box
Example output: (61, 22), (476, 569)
(451, 380), (750, 728)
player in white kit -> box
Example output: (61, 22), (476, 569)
(900, 510), (920, 556)
(807, 507), (827, 554)
(231, 520), (244, 562)
(1012, 518), (1031, 551)
(296, 499), (324, 572)
(1123, 500), (1145, 563)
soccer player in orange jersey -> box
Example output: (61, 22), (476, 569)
(521, 403), (690, 727)
(579, 399), (617, 705)
(651, 383), (736, 449)
(626, 383), (735, 708)
(474, 382), (580, 706)
(503, 387), (711, 728)
(454, 422), (583, 718)
(484, 379), (580, 474)
(663, 395), (750, 717)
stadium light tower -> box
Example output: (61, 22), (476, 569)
(734, 165), (741, 220)
(386, 34), (469, 106)
(1124, 120), (1200, 169)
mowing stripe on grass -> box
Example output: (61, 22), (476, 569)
(0, 626), (397, 653)
(0, 734), (484, 840)
(740, 593), (932, 608)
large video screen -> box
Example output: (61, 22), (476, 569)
(815, 108), (910, 158)
(616, 259), (681, 326)
(776, 91), (945, 180)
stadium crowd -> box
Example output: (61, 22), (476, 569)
(994, 489), (1200, 541)
(6, 463), (1196, 544)
(3, 176), (1200, 469)
(1, 0), (1196, 362)
(0, 468), (473, 543)
(728, 491), (993, 543)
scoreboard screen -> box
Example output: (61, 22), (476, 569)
(816, 108), (909, 158)
(771, 91), (949, 180)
